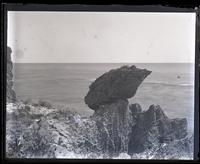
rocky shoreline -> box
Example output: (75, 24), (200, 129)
(6, 47), (193, 159)
(6, 100), (194, 159)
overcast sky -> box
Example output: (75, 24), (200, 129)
(8, 11), (196, 63)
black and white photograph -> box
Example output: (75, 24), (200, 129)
(5, 9), (196, 159)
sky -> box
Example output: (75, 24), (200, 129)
(7, 11), (196, 63)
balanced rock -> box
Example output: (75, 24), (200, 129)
(84, 65), (189, 157)
(7, 47), (16, 103)
(85, 65), (151, 110)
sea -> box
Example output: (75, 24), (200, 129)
(13, 63), (195, 134)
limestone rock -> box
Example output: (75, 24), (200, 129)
(128, 104), (188, 154)
(129, 103), (142, 118)
(7, 47), (16, 103)
(92, 99), (134, 156)
(85, 65), (151, 110)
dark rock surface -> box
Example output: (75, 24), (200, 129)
(129, 103), (142, 119)
(92, 99), (134, 156)
(7, 47), (16, 103)
(84, 65), (151, 110)
(128, 104), (188, 154)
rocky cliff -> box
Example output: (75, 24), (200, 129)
(7, 47), (16, 103)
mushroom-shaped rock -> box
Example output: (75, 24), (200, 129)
(84, 65), (151, 110)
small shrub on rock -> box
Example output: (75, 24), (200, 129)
(38, 100), (52, 109)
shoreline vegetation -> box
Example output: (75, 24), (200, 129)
(6, 47), (194, 159)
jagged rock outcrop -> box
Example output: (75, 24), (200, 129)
(85, 65), (151, 110)
(128, 104), (188, 154)
(84, 65), (189, 157)
(7, 47), (16, 103)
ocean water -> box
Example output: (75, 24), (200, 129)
(13, 63), (195, 133)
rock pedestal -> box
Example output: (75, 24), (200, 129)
(92, 99), (134, 156)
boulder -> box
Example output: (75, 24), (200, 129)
(85, 65), (151, 110)
(7, 47), (16, 103)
